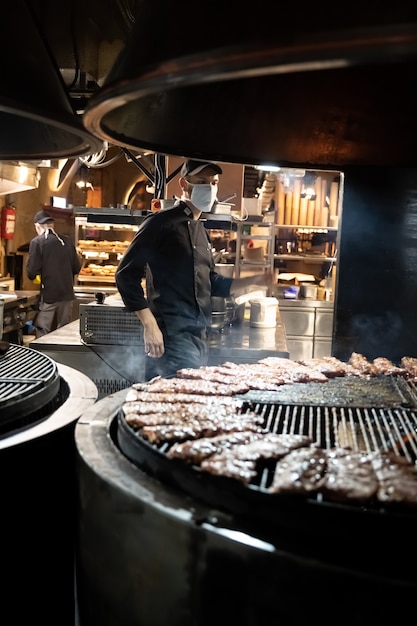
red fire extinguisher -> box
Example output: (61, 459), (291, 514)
(1, 205), (16, 239)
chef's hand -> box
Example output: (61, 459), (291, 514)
(135, 308), (165, 358)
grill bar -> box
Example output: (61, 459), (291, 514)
(0, 345), (57, 395)
(259, 402), (417, 464)
(0, 380), (43, 401)
(0, 344), (60, 433)
(121, 400), (417, 495)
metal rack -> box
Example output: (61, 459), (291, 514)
(235, 221), (275, 278)
(74, 212), (140, 286)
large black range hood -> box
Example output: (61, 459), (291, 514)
(84, 1), (417, 168)
(0, 1), (102, 160)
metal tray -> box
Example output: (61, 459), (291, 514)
(240, 376), (417, 408)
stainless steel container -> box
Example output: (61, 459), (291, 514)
(209, 311), (228, 330)
(215, 263), (234, 278)
(300, 283), (318, 299)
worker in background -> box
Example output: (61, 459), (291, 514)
(116, 159), (273, 380)
(26, 209), (81, 337)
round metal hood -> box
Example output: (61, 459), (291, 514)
(0, 1), (102, 160)
(83, 2), (417, 168)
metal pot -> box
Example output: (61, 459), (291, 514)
(215, 263), (234, 278)
(210, 296), (227, 312)
(209, 297), (228, 330)
(225, 296), (245, 325)
(209, 311), (227, 330)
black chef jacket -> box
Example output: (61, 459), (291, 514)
(116, 202), (233, 335)
(26, 229), (81, 303)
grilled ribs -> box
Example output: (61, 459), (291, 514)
(167, 431), (267, 464)
(370, 451), (417, 507)
(141, 416), (267, 444)
(125, 405), (260, 429)
(200, 433), (313, 484)
(121, 351), (417, 508)
(269, 446), (328, 495)
(132, 376), (250, 396)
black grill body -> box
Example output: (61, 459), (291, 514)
(75, 390), (417, 626)
(0, 346), (97, 626)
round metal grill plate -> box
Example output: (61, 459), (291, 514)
(0, 344), (60, 433)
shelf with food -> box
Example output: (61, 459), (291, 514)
(77, 240), (131, 254)
(79, 251), (127, 263)
(77, 275), (116, 284)
(276, 224), (338, 231)
(275, 254), (336, 262)
(240, 259), (271, 266)
(240, 234), (273, 241)
(79, 251), (110, 259)
(78, 260), (117, 281)
(74, 216), (136, 291)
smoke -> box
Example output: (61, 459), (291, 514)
(350, 311), (404, 361)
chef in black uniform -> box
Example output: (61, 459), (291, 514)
(27, 210), (81, 337)
(116, 159), (272, 380)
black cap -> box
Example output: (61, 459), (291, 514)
(33, 210), (53, 224)
(180, 159), (222, 178)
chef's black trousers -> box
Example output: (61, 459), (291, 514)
(145, 328), (208, 380)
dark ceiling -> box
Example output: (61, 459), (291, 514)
(26, 0), (140, 111)
(0, 0), (142, 160)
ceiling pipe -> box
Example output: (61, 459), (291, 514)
(122, 148), (155, 185)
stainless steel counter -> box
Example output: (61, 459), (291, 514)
(1, 290), (40, 342)
(278, 298), (334, 309)
(30, 315), (289, 398)
(207, 317), (288, 363)
(278, 298), (334, 359)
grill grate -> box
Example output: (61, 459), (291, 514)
(244, 402), (417, 491)
(256, 402), (417, 461)
(144, 400), (417, 493)
(93, 377), (133, 398)
(117, 384), (417, 538)
(0, 344), (57, 396)
(154, 402), (417, 462)
(249, 401), (415, 493)
(0, 344), (60, 433)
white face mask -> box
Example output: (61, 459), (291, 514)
(190, 183), (217, 212)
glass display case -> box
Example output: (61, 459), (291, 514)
(74, 212), (140, 286)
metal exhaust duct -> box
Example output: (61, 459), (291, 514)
(0, 163), (39, 195)
(0, 1), (102, 160)
(83, 1), (417, 169)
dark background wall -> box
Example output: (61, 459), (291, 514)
(334, 167), (417, 361)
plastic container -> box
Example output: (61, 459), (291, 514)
(249, 297), (278, 328)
